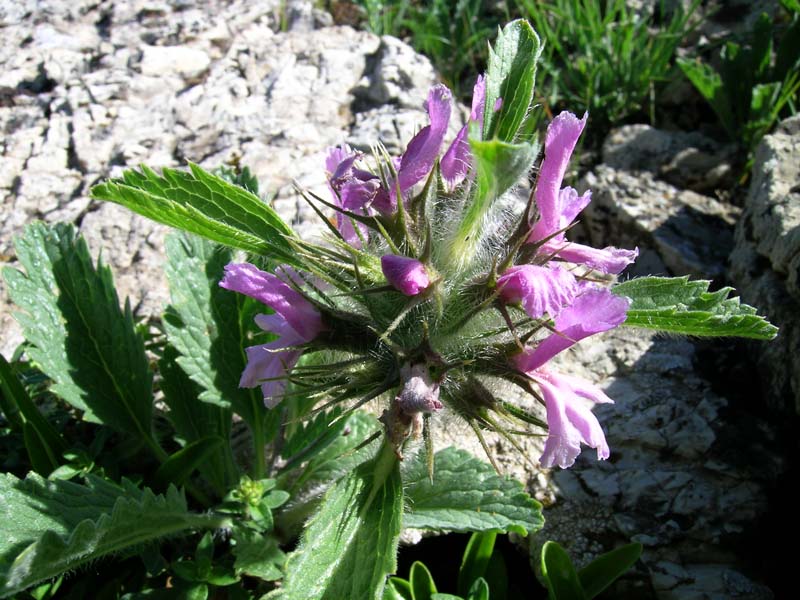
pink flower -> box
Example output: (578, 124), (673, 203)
(515, 287), (630, 373)
(528, 111), (638, 274)
(497, 264), (577, 320)
(381, 255), (431, 296)
(326, 85), (453, 227)
(220, 263), (325, 407)
(440, 75), (486, 191)
(531, 369), (612, 469)
(513, 287), (629, 468)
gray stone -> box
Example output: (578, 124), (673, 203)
(579, 166), (740, 280)
(729, 115), (800, 414)
(139, 44), (211, 80)
(602, 124), (735, 193)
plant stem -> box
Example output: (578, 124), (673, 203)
(252, 416), (266, 479)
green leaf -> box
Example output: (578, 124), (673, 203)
(541, 541), (586, 600)
(154, 436), (225, 488)
(613, 276), (778, 339)
(91, 164), (296, 262)
(22, 422), (59, 476)
(163, 232), (266, 429)
(466, 579), (489, 600)
(386, 578), (413, 600)
(578, 543), (642, 599)
(677, 58), (737, 140)
(774, 12), (800, 80)
(0, 474), (227, 597)
(483, 19), (541, 142)
(403, 447), (543, 535)
(448, 136), (537, 269)
(0, 354), (66, 471)
(457, 532), (496, 597)
(431, 595), (463, 600)
(271, 444), (403, 600)
(232, 527), (286, 581)
(410, 561), (437, 600)
(159, 345), (237, 495)
(3, 223), (158, 452)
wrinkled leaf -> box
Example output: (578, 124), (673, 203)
(271, 445), (402, 600)
(3, 223), (156, 448)
(483, 19), (541, 142)
(403, 447), (543, 535)
(614, 276), (778, 339)
(0, 475), (226, 597)
(91, 164), (296, 261)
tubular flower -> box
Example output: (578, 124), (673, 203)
(528, 111), (638, 274)
(381, 255), (431, 296)
(514, 288), (630, 467)
(220, 263), (325, 407)
(496, 264), (577, 320)
(440, 75), (487, 191)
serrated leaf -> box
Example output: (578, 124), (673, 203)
(613, 276), (778, 339)
(0, 478), (227, 597)
(232, 528), (285, 581)
(159, 345), (237, 495)
(402, 447), (543, 535)
(288, 411), (382, 494)
(163, 232), (265, 429)
(91, 164), (296, 262)
(410, 561), (437, 600)
(541, 541), (586, 600)
(3, 223), (157, 449)
(483, 19), (541, 143)
(153, 436), (225, 488)
(578, 542), (642, 599)
(271, 445), (402, 600)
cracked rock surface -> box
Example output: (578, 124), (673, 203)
(1, 0), (444, 357)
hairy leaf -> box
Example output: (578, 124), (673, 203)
(232, 527), (285, 581)
(271, 445), (402, 600)
(163, 233), (265, 428)
(3, 223), (157, 450)
(483, 20), (541, 142)
(159, 345), (237, 495)
(449, 136), (537, 269)
(613, 276), (778, 339)
(403, 447), (543, 535)
(0, 475), (227, 597)
(91, 164), (296, 262)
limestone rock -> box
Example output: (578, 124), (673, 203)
(579, 166), (740, 280)
(729, 115), (800, 414)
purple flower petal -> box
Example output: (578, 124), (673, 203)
(497, 265), (577, 319)
(393, 84), (452, 200)
(532, 111), (587, 238)
(381, 255), (431, 296)
(544, 241), (639, 275)
(441, 75), (486, 190)
(515, 287), (630, 372)
(534, 369), (611, 468)
(220, 263), (324, 341)
(240, 344), (303, 408)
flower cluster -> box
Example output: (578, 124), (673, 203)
(219, 77), (637, 469)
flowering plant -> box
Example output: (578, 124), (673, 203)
(1, 20), (775, 600)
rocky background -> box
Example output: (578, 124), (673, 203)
(1, 1), (797, 599)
